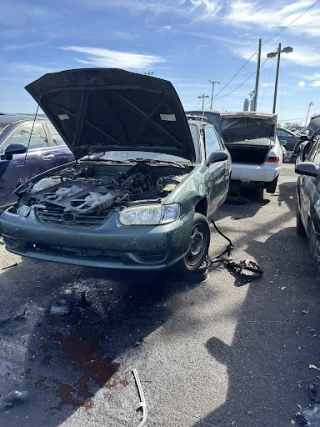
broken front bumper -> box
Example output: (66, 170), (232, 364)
(0, 207), (194, 270)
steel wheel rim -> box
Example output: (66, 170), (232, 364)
(186, 224), (207, 266)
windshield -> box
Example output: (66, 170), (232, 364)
(0, 123), (9, 136)
(81, 124), (199, 164)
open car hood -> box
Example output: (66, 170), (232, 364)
(25, 68), (196, 162)
(220, 112), (276, 143)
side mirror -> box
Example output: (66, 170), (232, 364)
(4, 144), (27, 160)
(299, 135), (309, 142)
(295, 161), (318, 177)
(206, 150), (228, 167)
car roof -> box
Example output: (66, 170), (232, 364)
(187, 117), (210, 128)
(0, 114), (47, 126)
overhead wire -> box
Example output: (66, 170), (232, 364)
(262, 0), (320, 47)
(207, 0), (320, 102)
(215, 58), (268, 101)
(213, 52), (257, 99)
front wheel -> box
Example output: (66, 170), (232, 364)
(175, 213), (210, 275)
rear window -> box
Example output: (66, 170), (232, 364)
(221, 117), (275, 143)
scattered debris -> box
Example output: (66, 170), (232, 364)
(296, 384), (320, 425)
(208, 219), (263, 277)
(310, 365), (320, 371)
(132, 369), (148, 427)
(302, 310), (309, 315)
(1, 390), (28, 408)
(281, 286), (287, 290)
(1, 263), (18, 271)
(50, 299), (70, 316)
(296, 405), (320, 426)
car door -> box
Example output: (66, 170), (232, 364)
(0, 123), (54, 208)
(204, 125), (229, 216)
(45, 123), (75, 167)
(299, 140), (320, 229)
(277, 128), (298, 151)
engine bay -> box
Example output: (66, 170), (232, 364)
(24, 161), (189, 215)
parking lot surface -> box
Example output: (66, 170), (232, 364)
(0, 163), (319, 427)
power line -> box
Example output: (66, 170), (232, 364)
(214, 0), (320, 99)
(214, 52), (257, 98)
(215, 58), (268, 101)
(262, 0), (320, 47)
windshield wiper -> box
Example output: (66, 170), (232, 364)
(132, 158), (188, 168)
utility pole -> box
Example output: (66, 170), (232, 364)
(198, 94), (209, 111)
(253, 38), (262, 111)
(208, 80), (220, 110)
(305, 101), (314, 128)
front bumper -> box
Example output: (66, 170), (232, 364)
(0, 207), (194, 270)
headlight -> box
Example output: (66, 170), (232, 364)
(119, 204), (180, 226)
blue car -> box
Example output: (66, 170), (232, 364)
(0, 115), (74, 211)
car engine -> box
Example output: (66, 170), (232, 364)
(23, 162), (187, 217)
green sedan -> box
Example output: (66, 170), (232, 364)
(0, 68), (231, 276)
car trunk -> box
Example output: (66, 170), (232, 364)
(221, 113), (276, 165)
(225, 143), (270, 164)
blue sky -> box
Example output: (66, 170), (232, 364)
(0, 0), (319, 125)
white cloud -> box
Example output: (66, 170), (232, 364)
(4, 42), (45, 51)
(302, 73), (320, 81)
(73, 0), (222, 19)
(312, 81), (320, 87)
(163, 25), (172, 30)
(8, 63), (55, 74)
(224, 0), (320, 38)
(298, 81), (306, 87)
(61, 46), (166, 69)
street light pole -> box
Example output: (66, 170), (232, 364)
(198, 94), (209, 111)
(272, 43), (281, 114)
(267, 44), (293, 114)
(209, 80), (220, 110)
(305, 101), (314, 128)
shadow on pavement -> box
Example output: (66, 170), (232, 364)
(193, 226), (320, 427)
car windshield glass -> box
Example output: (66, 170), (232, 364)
(0, 123), (9, 136)
(82, 124), (199, 164)
(83, 151), (192, 164)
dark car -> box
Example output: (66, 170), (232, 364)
(297, 116), (320, 164)
(276, 127), (300, 159)
(0, 115), (74, 211)
(0, 68), (231, 275)
(186, 110), (222, 136)
(295, 118), (320, 270)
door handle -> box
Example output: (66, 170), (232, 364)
(42, 154), (54, 160)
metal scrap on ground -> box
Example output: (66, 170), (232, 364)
(132, 369), (148, 427)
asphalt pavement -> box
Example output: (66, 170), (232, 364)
(0, 163), (319, 427)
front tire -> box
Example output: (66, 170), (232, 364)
(176, 213), (210, 275)
(308, 220), (320, 274)
(296, 208), (306, 236)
